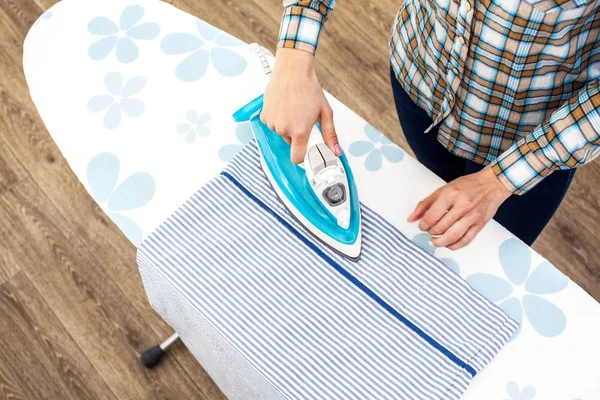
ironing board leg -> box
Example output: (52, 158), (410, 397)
(140, 333), (180, 369)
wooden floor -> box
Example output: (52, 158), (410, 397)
(0, 0), (598, 399)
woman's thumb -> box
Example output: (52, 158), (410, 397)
(320, 105), (341, 156)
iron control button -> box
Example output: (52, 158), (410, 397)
(324, 184), (346, 206)
(307, 146), (326, 174)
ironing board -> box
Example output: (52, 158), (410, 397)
(23, 0), (600, 398)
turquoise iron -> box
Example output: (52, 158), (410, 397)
(233, 94), (362, 260)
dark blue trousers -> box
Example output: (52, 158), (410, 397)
(390, 68), (575, 245)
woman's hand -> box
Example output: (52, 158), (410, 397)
(261, 48), (341, 164)
(408, 167), (512, 250)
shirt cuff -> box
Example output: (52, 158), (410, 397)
(277, 6), (324, 55)
(490, 127), (555, 195)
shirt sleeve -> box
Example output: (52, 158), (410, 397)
(277, 0), (336, 55)
(490, 78), (600, 195)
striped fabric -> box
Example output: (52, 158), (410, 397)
(138, 141), (519, 399)
(278, 0), (600, 194)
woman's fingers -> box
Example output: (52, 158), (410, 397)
(416, 191), (452, 231)
(319, 105), (341, 156)
(409, 167), (511, 250)
(430, 213), (476, 248)
(408, 188), (441, 222)
(290, 132), (309, 164)
(447, 223), (484, 250)
(428, 205), (464, 236)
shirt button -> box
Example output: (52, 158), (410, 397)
(461, 2), (473, 22)
(453, 37), (465, 55)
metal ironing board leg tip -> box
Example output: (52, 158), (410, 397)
(140, 333), (180, 369)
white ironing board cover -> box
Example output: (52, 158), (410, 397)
(23, 0), (600, 398)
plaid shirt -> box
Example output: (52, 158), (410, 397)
(278, 0), (600, 194)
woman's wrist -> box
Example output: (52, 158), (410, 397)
(274, 48), (316, 79)
(481, 166), (512, 200)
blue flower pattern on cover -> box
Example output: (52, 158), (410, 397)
(349, 124), (404, 172)
(411, 232), (460, 274)
(88, 5), (160, 63)
(86, 152), (156, 246)
(467, 238), (569, 339)
(88, 72), (146, 130)
(161, 19), (247, 82)
(177, 111), (211, 143)
(34, 11), (52, 26)
(504, 381), (536, 400)
(219, 123), (253, 162)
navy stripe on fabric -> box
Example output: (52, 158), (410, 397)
(220, 171), (477, 378)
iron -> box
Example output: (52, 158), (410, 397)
(231, 45), (362, 260)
